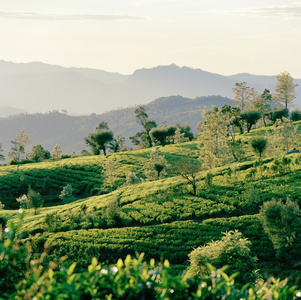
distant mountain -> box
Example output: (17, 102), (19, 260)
(1, 60), (300, 116)
(0, 106), (26, 117)
(0, 95), (230, 161)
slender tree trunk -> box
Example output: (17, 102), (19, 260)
(263, 115), (267, 127)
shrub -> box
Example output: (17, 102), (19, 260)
(186, 230), (257, 284)
(16, 194), (29, 209)
(204, 171), (213, 189)
(123, 171), (141, 186)
(251, 137), (268, 158)
(260, 198), (301, 258)
(44, 211), (62, 232)
(291, 110), (301, 121)
(104, 198), (123, 227)
(27, 187), (44, 215)
(59, 184), (74, 203)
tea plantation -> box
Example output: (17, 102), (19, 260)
(0, 125), (301, 298)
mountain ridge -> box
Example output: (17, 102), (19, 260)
(0, 95), (231, 161)
(1, 60), (300, 116)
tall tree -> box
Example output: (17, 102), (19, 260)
(143, 149), (169, 181)
(85, 130), (114, 156)
(8, 129), (30, 170)
(109, 135), (126, 153)
(272, 118), (299, 154)
(0, 144), (5, 161)
(175, 122), (194, 141)
(275, 71), (298, 110)
(197, 107), (230, 169)
(51, 144), (62, 159)
(102, 158), (118, 192)
(231, 82), (255, 112)
(27, 187), (44, 215)
(96, 121), (109, 130)
(221, 104), (245, 161)
(240, 111), (261, 133)
(173, 159), (202, 195)
(30, 144), (51, 162)
(150, 125), (177, 146)
(132, 106), (157, 148)
(251, 88), (272, 126)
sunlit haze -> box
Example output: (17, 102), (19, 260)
(0, 0), (301, 77)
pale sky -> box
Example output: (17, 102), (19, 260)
(0, 0), (301, 77)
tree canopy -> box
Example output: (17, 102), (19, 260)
(275, 71), (298, 110)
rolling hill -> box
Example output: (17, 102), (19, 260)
(0, 95), (231, 159)
(0, 123), (301, 286)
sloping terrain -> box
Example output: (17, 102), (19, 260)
(1, 125), (301, 284)
(0, 95), (230, 158)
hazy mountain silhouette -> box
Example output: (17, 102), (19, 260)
(0, 95), (230, 161)
(1, 60), (300, 116)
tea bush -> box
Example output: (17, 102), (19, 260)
(1, 218), (300, 299)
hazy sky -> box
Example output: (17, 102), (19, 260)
(0, 0), (301, 77)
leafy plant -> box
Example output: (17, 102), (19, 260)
(186, 230), (257, 284)
(260, 198), (301, 258)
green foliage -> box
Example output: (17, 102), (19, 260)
(275, 71), (298, 110)
(271, 118), (299, 154)
(231, 81), (254, 111)
(260, 198), (301, 256)
(109, 134), (126, 152)
(51, 144), (62, 159)
(186, 230), (257, 284)
(123, 171), (141, 186)
(27, 187), (44, 215)
(267, 109), (289, 124)
(29, 144), (50, 162)
(143, 149), (169, 181)
(102, 158), (118, 192)
(104, 198), (123, 227)
(59, 184), (74, 203)
(251, 88), (272, 126)
(85, 129), (114, 156)
(173, 159), (202, 195)
(270, 156), (292, 176)
(197, 106), (230, 169)
(0, 211), (29, 294)
(204, 171), (213, 189)
(0, 144), (5, 161)
(175, 122), (194, 141)
(241, 111), (261, 133)
(132, 106), (157, 148)
(291, 110), (301, 122)
(44, 211), (62, 232)
(1, 227), (298, 300)
(42, 176), (51, 195)
(16, 194), (29, 209)
(7, 129), (31, 170)
(150, 125), (177, 146)
(2, 126), (301, 288)
(251, 137), (268, 158)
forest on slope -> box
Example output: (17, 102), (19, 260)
(0, 95), (230, 159)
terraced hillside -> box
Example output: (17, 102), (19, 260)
(0, 127), (301, 285)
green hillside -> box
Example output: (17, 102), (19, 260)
(0, 124), (301, 289)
